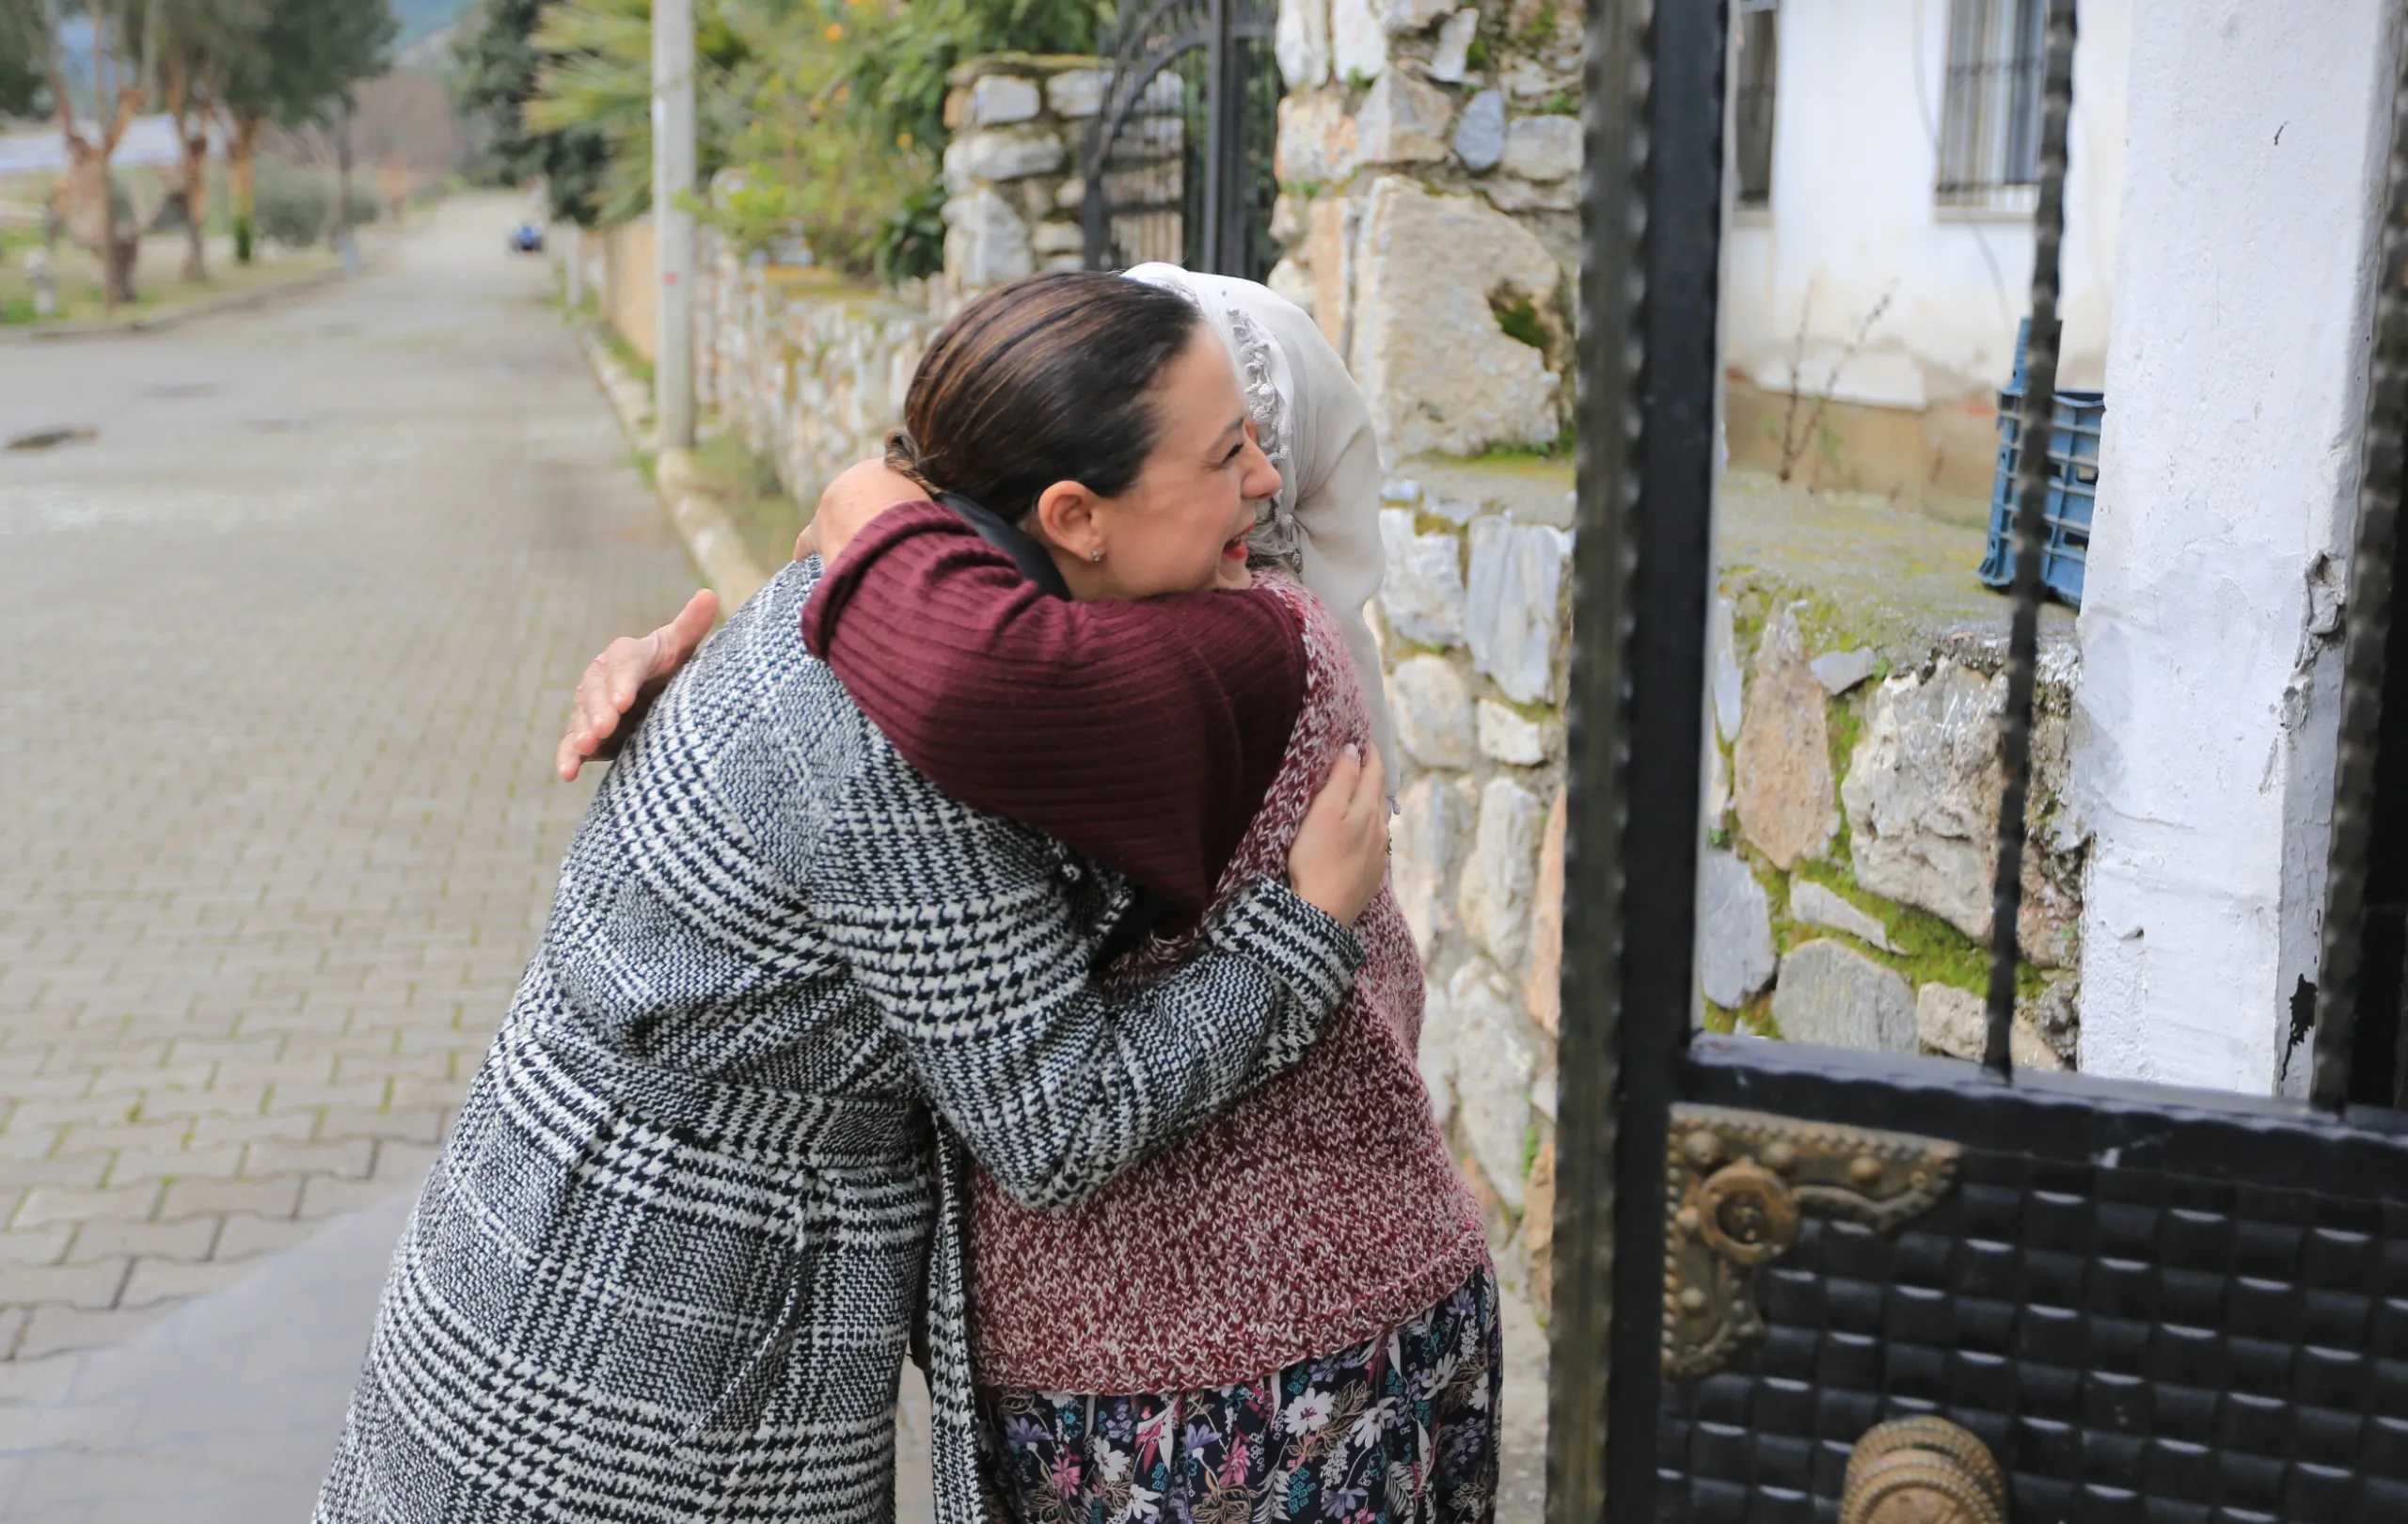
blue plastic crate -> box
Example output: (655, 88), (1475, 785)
(1979, 325), (2102, 609)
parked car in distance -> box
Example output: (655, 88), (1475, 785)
(508, 221), (545, 254)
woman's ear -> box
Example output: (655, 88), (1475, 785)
(1032, 480), (1105, 562)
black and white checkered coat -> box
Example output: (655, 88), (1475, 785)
(314, 561), (1361, 1524)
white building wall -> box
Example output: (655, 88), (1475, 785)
(1722, 0), (2130, 405)
(2074, 0), (2400, 1095)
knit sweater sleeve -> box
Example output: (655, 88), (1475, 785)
(802, 501), (1307, 927)
(810, 750), (1362, 1211)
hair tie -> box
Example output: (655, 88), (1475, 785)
(883, 430), (940, 497)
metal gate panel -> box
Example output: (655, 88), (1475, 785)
(1664, 1046), (2408, 1523)
(1080, 0), (1280, 278)
(1551, 1), (2408, 1520)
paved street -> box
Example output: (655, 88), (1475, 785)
(0, 194), (702, 1513)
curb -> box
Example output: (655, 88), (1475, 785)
(0, 248), (375, 344)
(573, 321), (770, 611)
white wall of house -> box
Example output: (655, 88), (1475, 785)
(2074, 0), (2400, 1095)
(1722, 0), (2131, 407)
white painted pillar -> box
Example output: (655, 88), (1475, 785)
(2073, 0), (2400, 1094)
(652, 0), (697, 450)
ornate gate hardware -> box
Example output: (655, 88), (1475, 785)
(1841, 1417), (2009, 1524)
(1662, 1104), (1960, 1378)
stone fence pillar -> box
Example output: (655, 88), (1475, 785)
(936, 55), (1107, 313)
(1269, 0), (1583, 460)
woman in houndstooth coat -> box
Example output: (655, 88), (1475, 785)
(312, 275), (1386, 1524)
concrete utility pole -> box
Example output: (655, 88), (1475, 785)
(652, 0), (697, 451)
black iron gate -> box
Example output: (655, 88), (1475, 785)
(1079, 0), (1281, 279)
(1551, 2), (2408, 1521)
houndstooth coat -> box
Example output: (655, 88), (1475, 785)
(313, 560), (1363, 1524)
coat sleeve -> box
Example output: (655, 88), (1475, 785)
(808, 748), (1360, 1211)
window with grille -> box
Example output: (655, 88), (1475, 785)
(1937, 0), (2045, 210)
(1734, 0), (1777, 208)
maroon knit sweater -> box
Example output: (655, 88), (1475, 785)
(801, 502), (1303, 930)
(803, 504), (1488, 1393)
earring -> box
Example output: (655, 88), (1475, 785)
(1088, 548), (1105, 563)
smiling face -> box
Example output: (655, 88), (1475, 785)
(1030, 329), (1283, 599)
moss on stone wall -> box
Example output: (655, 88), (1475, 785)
(1823, 694), (1863, 865)
(1718, 565), (2067, 1031)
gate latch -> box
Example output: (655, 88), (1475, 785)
(1663, 1103), (1962, 1378)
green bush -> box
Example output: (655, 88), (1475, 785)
(253, 164), (332, 246)
(846, 0), (1109, 151)
(247, 163), (386, 248)
(875, 180), (946, 288)
(704, 2), (941, 282)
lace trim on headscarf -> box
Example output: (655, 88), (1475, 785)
(1224, 301), (1307, 576)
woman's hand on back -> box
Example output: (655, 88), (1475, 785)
(558, 460), (928, 783)
(1285, 744), (1389, 926)
(554, 589), (718, 781)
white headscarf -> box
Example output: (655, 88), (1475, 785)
(1123, 263), (1400, 786)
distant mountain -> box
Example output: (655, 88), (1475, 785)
(393, 0), (476, 49)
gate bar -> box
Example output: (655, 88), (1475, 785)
(1202, 0), (1230, 272)
(1548, 0), (1727, 1516)
(1983, 0), (2079, 1077)
(2313, 29), (2408, 1112)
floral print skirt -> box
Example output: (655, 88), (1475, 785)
(977, 1262), (1501, 1524)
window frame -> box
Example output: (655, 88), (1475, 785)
(1733, 0), (1778, 211)
(1935, 0), (2048, 212)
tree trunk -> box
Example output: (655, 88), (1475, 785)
(178, 127), (208, 283)
(230, 115), (261, 264)
(160, 61), (207, 284)
(61, 143), (110, 271)
(332, 100), (354, 254)
(104, 227), (139, 308)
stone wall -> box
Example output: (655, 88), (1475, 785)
(690, 230), (937, 513)
(932, 54), (1110, 313)
(1268, 0), (1581, 459)
(1374, 474), (1575, 1315)
(1380, 475), (2088, 1317)
(1701, 585), (2084, 1071)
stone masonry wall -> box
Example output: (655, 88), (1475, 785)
(933, 54), (1111, 314)
(1374, 476), (1575, 1317)
(1699, 583), (2085, 1071)
(1268, 0), (1581, 459)
(1379, 480), (2088, 1320)
(691, 227), (937, 514)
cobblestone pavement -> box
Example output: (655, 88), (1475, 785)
(0, 193), (695, 1437)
